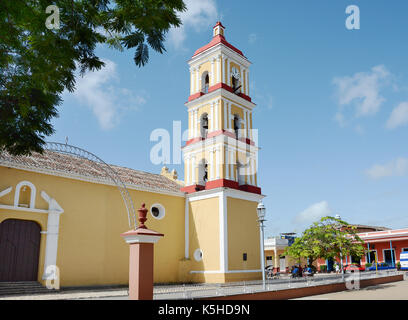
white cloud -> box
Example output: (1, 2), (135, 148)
(293, 201), (333, 225)
(71, 59), (146, 130)
(168, 0), (218, 50)
(333, 65), (391, 126)
(366, 157), (408, 179)
(386, 102), (408, 129)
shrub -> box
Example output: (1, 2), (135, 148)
(397, 262), (401, 270)
(320, 265), (327, 272)
(365, 263), (372, 268)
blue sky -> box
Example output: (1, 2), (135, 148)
(52, 0), (408, 236)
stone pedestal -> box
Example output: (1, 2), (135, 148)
(121, 228), (164, 300)
(121, 203), (164, 300)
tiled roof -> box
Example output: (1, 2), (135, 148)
(351, 224), (390, 231)
(0, 150), (183, 195)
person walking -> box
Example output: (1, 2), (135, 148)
(335, 262), (340, 274)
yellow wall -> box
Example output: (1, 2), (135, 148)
(188, 197), (220, 272)
(227, 197), (260, 272)
(0, 166), (185, 286)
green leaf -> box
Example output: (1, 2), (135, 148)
(134, 43), (149, 67)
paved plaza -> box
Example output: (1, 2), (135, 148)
(0, 271), (406, 300)
(295, 277), (408, 300)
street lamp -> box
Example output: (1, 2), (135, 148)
(257, 201), (266, 290)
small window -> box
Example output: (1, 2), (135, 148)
(403, 248), (408, 252)
(266, 256), (273, 261)
(150, 204), (165, 220)
(18, 185), (31, 208)
(194, 249), (203, 261)
(243, 253), (247, 261)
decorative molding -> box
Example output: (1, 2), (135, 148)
(188, 43), (251, 69)
(0, 187), (12, 199)
(14, 180), (36, 209)
(185, 87), (256, 111)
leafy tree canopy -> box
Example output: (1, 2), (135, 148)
(0, 0), (186, 155)
(284, 216), (365, 266)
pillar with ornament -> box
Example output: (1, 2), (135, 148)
(121, 203), (164, 300)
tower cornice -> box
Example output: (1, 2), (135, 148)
(185, 87), (256, 110)
(188, 42), (251, 69)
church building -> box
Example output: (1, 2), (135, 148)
(0, 23), (265, 287)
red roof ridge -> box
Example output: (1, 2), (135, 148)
(192, 34), (245, 58)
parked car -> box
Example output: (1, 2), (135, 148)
(343, 264), (365, 272)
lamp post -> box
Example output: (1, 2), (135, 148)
(257, 201), (266, 290)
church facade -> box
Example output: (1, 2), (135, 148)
(0, 23), (265, 287)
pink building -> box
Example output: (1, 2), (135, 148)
(317, 227), (408, 271)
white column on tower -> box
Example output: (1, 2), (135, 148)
(245, 69), (249, 95)
(225, 148), (230, 180)
(222, 56), (227, 84)
(210, 102), (214, 133)
(231, 151), (236, 181)
(194, 109), (199, 137)
(250, 157), (255, 185)
(215, 99), (220, 130)
(193, 67), (198, 93)
(210, 149), (215, 180)
(227, 59), (231, 86)
(240, 67), (244, 91)
(211, 59), (215, 86)
(227, 103), (232, 132)
(217, 55), (221, 83)
(196, 66), (200, 93)
(190, 67), (194, 95)
(242, 68), (247, 95)
(223, 100), (227, 130)
(249, 111), (253, 140)
(253, 158), (257, 186)
(246, 110), (250, 138)
(215, 148), (220, 179)
(191, 156), (196, 184)
(243, 110), (247, 139)
(188, 111), (192, 139)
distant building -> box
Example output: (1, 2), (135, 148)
(264, 233), (299, 272)
(316, 226), (408, 271)
(279, 232), (297, 246)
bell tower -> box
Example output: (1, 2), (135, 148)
(180, 23), (265, 284)
(181, 22), (261, 194)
